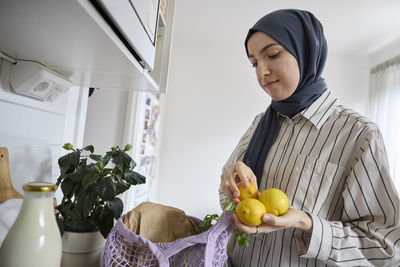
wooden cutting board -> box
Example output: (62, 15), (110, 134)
(0, 147), (23, 203)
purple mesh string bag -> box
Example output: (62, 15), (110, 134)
(102, 211), (233, 267)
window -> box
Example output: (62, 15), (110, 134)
(369, 56), (400, 191)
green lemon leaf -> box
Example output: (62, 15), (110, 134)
(108, 198), (123, 219)
(83, 145), (94, 153)
(82, 172), (99, 190)
(58, 151), (80, 174)
(66, 165), (90, 182)
(99, 208), (114, 238)
(63, 143), (73, 150)
(124, 170), (145, 185)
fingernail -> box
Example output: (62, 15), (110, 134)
(264, 214), (272, 221)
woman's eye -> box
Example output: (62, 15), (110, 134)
(251, 62), (257, 68)
(268, 52), (280, 59)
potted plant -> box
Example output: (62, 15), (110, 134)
(55, 143), (145, 266)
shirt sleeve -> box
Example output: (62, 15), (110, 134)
(218, 113), (263, 210)
(295, 128), (400, 266)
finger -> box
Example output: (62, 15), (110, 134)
(221, 171), (240, 201)
(262, 211), (292, 228)
(245, 169), (258, 188)
(262, 213), (278, 226)
(230, 183), (240, 198)
(231, 214), (258, 234)
(234, 162), (251, 187)
(238, 162), (258, 188)
(222, 185), (237, 203)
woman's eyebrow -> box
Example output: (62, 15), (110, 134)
(248, 43), (279, 58)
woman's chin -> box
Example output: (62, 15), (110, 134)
(264, 89), (293, 102)
(268, 93), (288, 102)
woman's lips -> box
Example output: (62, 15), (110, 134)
(264, 80), (279, 89)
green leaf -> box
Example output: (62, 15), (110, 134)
(82, 172), (99, 190)
(94, 177), (116, 201)
(97, 161), (104, 169)
(83, 145), (94, 153)
(66, 165), (90, 182)
(61, 179), (74, 197)
(58, 151), (80, 174)
(56, 174), (64, 186)
(124, 144), (132, 151)
(80, 158), (88, 166)
(113, 175), (130, 195)
(90, 154), (103, 162)
(75, 187), (92, 218)
(102, 155), (111, 166)
(112, 150), (132, 172)
(93, 165), (100, 173)
(199, 213), (220, 232)
(102, 168), (113, 176)
(124, 170), (145, 185)
(55, 212), (64, 235)
(130, 159), (137, 169)
(59, 202), (72, 220)
(99, 208), (114, 238)
(103, 177), (116, 200)
(63, 143), (73, 150)
(233, 229), (249, 247)
(88, 190), (99, 214)
(108, 198), (123, 219)
(91, 205), (103, 227)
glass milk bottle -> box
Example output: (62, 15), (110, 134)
(0, 182), (62, 267)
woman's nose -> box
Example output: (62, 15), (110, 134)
(257, 61), (271, 76)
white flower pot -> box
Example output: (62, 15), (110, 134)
(61, 231), (105, 267)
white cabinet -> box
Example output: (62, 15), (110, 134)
(0, 0), (175, 93)
(148, 0), (176, 93)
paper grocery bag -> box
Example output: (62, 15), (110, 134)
(123, 202), (200, 243)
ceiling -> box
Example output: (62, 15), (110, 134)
(176, 0), (400, 56)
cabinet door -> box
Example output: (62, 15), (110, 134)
(130, 0), (160, 44)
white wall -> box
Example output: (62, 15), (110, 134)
(152, 2), (371, 218)
(369, 37), (400, 70)
(0, 59), (86, 201)
(83, 88), (129, 155)
(324, 52), (369, 114)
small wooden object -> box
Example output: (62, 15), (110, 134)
(0, 147), (23, 203)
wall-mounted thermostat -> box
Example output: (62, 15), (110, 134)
(9, 61), (72, 102)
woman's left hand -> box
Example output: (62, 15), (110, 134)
(231, 206), (312, 235)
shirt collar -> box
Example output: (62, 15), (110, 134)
(298, 90), (338, 129)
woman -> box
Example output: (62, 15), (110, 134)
(220, 9), (400, 266)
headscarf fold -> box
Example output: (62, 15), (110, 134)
(242, 9), (328, 186)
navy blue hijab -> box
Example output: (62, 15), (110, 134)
(242, 9), (328, 186)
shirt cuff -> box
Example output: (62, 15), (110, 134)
(294, 212), (332, 261)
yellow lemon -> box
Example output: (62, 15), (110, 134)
(237, 182), (259, 201)
(236, 198), (266, 226)
(259, 188), (289, 216)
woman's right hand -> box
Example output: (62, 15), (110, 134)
(220, 161), (258, 206)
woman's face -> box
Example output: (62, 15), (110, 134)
(247, 32), (300, 101)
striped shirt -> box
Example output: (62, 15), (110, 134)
(220, 90), (400, 266)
